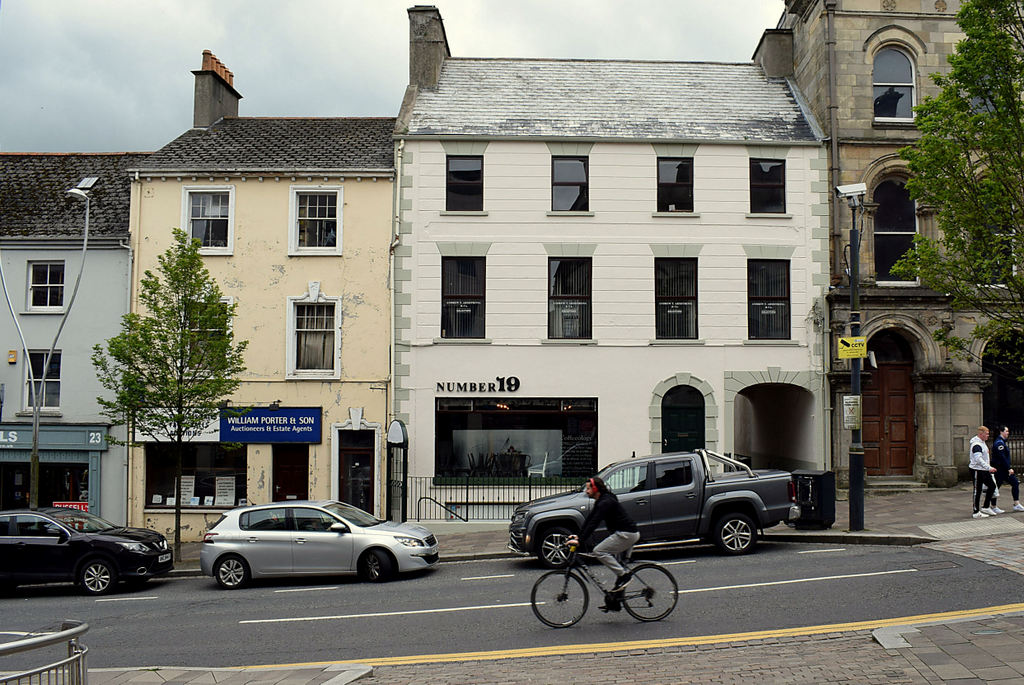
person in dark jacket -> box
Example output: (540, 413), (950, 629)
(567, 476), (640, 593)
(991, 426), (1023, 513)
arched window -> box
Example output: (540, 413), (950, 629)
(873, 48), (915, 120)
(873, 179), (916, 282)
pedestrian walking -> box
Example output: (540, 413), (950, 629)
(991, 426), (1023, 512)
(970, 425), (998, 518)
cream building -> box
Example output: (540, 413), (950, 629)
(393, 8), (831, 520)
(127, 53), (395, 539)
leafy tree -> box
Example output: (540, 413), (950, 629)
(896, 0), (1024, 357)
(93, 228), (247, 556)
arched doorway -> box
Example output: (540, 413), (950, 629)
(662, 385), (704, 453)
(863, 330), (915, 475)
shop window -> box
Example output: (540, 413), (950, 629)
(873, 179), (917, 282)
(655, 258), (697, 339)
(548, 258), (592, 339)
(552, 156), (589, 211)
(27, 262), (65, 311)
(441, 257), (486, 338)
(657, 158), (694, 212)
(435, 397), (598, 479)
(873, 48), (915, 121)
(25, 351), (60, 409)
(749, 159), (786, 214)
(747, 260), (790, 340)
(145, 443), (246, 508)
(446, 156), (484, 211)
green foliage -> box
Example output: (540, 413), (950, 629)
(896, 0), (1024, 347)
(92, 228), (247, 441)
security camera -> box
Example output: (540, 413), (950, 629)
(835, 183), (867, 198)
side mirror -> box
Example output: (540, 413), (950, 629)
(329, 522), (348, 534)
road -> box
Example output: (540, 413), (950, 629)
(3, 540), (1022, 670)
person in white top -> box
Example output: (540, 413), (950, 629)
(970, 425), (998, 518)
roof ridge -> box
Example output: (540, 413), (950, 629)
(446, 57), (758, 67)
(0, 151), (152, 157)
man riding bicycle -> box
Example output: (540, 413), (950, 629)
(567, 476), (640, 606)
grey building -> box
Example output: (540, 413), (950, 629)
(0, 153), (148, 522)
(756, 0), (989, 488)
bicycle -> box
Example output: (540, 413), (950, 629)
(530, 542), (678, 628)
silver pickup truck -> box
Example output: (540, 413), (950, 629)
(508, 450), (798, 567)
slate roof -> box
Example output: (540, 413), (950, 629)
(404, 59), (820, 143)
(0, 153), (150, 239)
(140, 117), (397, 171)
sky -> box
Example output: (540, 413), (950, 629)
(0, 0), (786, 153)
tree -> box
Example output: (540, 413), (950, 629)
(896, 0), (1024, 356)
(93, 228), (247, 557)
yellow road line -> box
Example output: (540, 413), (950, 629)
(245, 602), (1024, 669)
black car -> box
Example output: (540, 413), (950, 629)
(0, 508), (173, 595)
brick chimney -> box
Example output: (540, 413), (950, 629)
(192, 50), (243, 128)
(408, 6), (450, 89)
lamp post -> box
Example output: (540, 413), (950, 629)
(25, 178), (96, 509)
(836, 182), (867, 531)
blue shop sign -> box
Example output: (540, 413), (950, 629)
(220, 407), (322, 444)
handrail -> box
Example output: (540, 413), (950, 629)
(415, 496), (467, 522)
(0, 621), (88, 657)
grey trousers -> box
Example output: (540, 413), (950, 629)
(592, 530), (641, 576)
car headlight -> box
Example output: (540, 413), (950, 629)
(394, 536), (426, 548)
(511, 511), (526, 524)
(118, 541), (149, 553)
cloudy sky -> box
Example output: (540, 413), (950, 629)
(0, 0), (785, 153)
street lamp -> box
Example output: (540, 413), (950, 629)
(24, 177), (96, 509)
(836, 182), (867, 531)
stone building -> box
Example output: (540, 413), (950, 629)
(757, 0), (981, 487)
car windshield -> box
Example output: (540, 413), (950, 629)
(49, 510), (119, 533)
(323, 501), (384, 527)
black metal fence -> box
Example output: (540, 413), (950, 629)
(408, 475), (578, 521)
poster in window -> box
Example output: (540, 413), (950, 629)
(179, 475), (196, 504)
(215, 476), (235, 506)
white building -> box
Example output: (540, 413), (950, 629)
(393, 7), (830, 519)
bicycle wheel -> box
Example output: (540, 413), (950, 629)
(531, 570), (589, 628)
(622, 563), (678, 622)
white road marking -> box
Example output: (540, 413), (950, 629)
(797, 548), (847, 554)
(461, 574), (515, 581)
(680, 568), (917, 594)
(240, 602), (531, 625)
(95, 596), (159, 603)
(274, 587), (339, 593)
(660, 560), (697, 566)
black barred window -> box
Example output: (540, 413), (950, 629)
(748, 260), (790, 340)
(441, 257), (485, 338)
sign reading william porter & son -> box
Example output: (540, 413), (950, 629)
(220, 407), (322, 443)
(436, 376), (521, 393)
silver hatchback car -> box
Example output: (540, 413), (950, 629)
(199, 500), (439, 589)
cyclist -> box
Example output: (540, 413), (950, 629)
(566, 476), (640, 607)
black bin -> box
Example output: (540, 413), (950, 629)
(791, 470), (836, 530)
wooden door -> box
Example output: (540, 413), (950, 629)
(862, 363), (915, 475)
(272, 445), (309, 501)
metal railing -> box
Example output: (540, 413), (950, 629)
(0, 621), (88, 685)
(408, 475), (578, 521)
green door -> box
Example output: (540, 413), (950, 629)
(662, 385), (704, 453)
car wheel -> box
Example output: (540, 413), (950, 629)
(537, 526), (574, 569)
(214, 555), (250, 590)
(712, 512), (758, 555)
(79, 558), (117, 595)
(358, 549), (395, 582)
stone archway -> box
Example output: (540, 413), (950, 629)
(650, 373), (717, 454)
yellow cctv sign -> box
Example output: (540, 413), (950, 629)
(837, 336), (867, 359)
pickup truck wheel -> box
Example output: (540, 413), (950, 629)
(537, 526), (574, 568)
(712, 513), (757, 555)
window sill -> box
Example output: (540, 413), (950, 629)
(286, 372), (341, 381)
(440, 211), (488, 217)
(742, 339), (799, 346)
(433, 337), (492, 344)
(21, 309), (66, 315)
(198, 249), (233, 257)
(745, 213), (793, 219)
(541, 339), (597, 345)
(546, 211), (594, 217)
(652, 212), (701, 219)
(288, 249), (343, 257)
(873, 119), (916, 129)
(873, 281), (919, 287)
(649, 339), (704, 345)
(16, 410), (62, 418)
